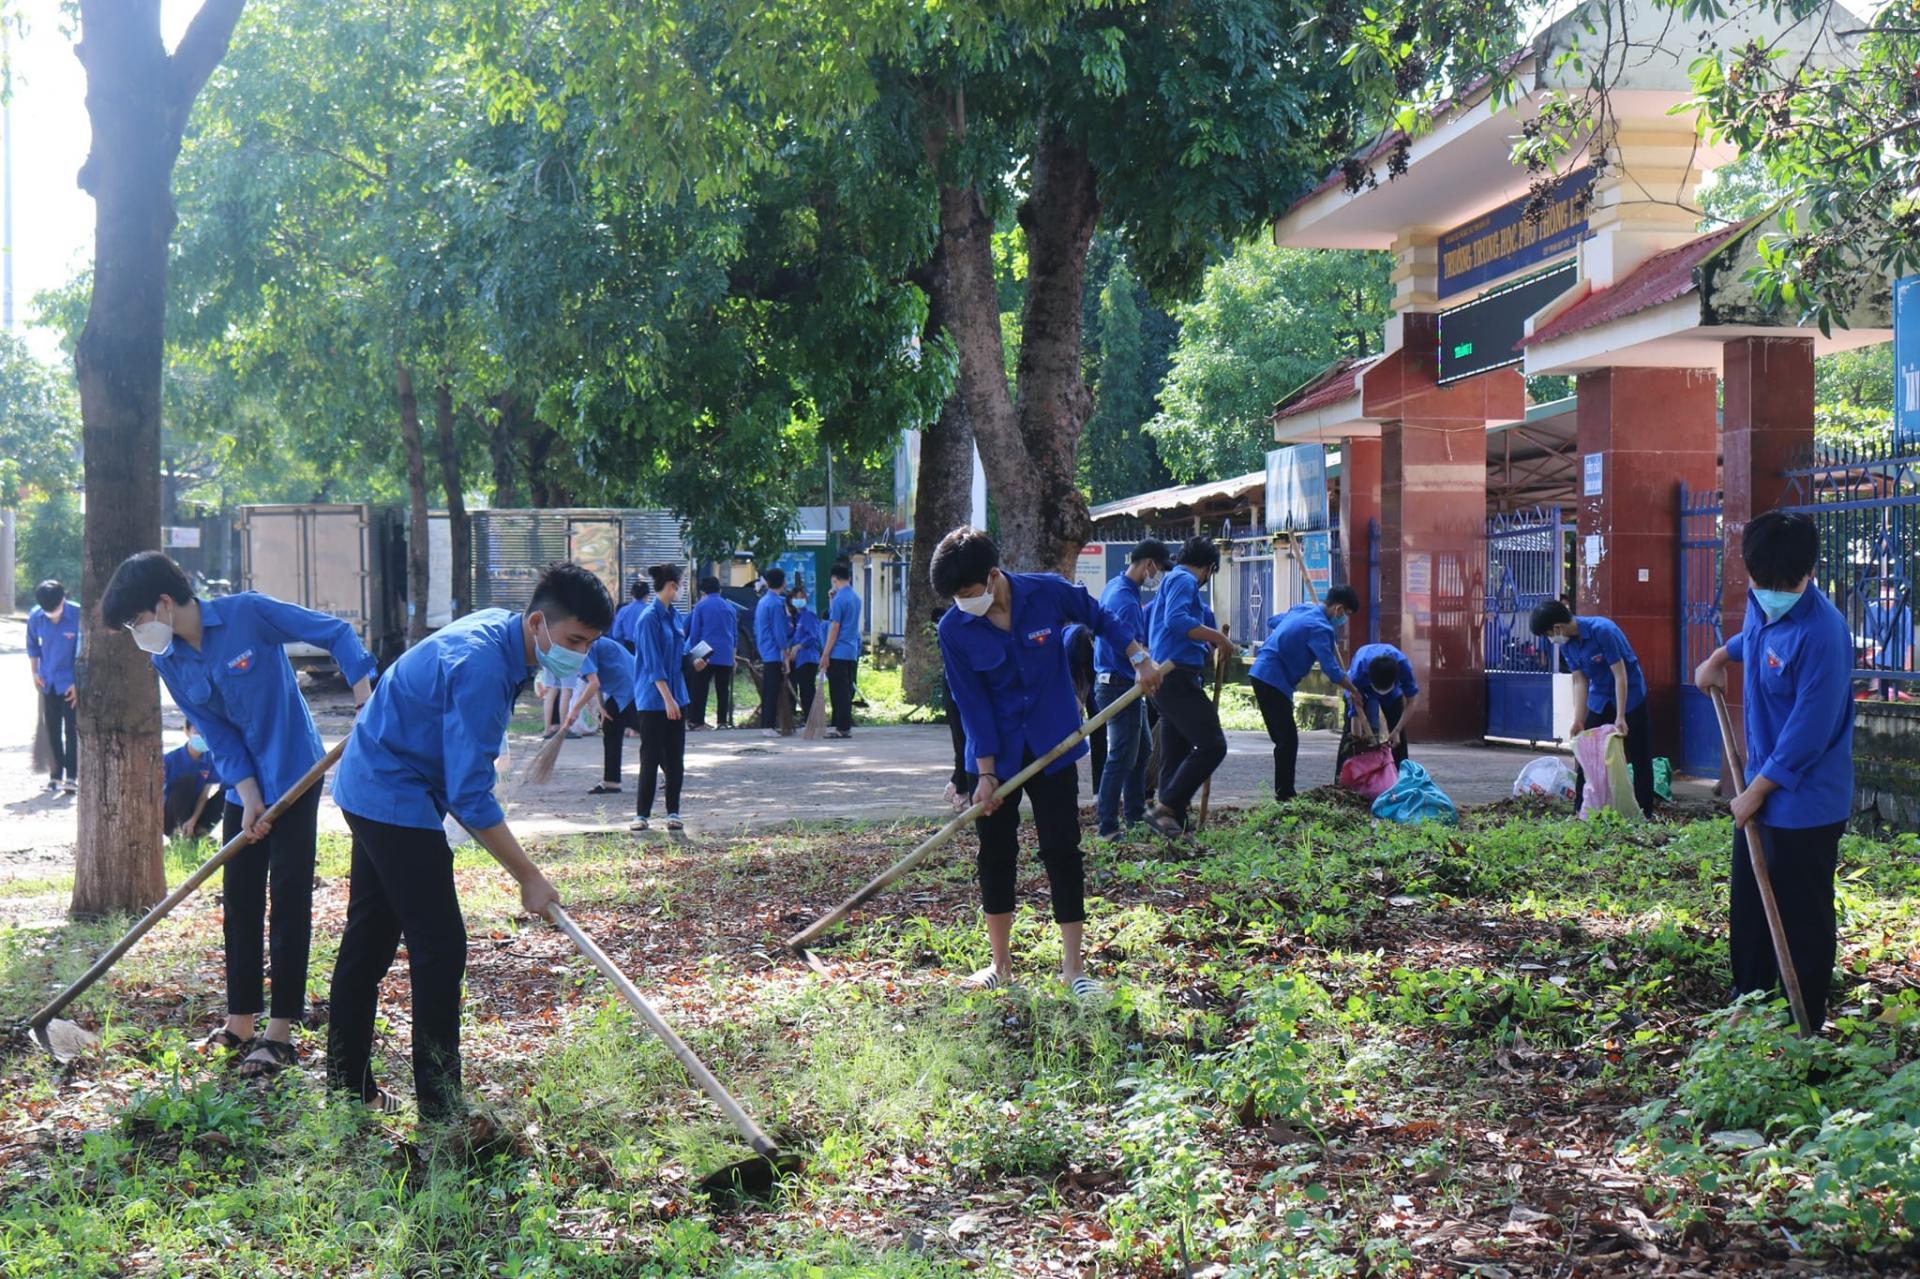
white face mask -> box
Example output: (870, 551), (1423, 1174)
(131, 601), (175, 655)
(953, 589), (993, 617)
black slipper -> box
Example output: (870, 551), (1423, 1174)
(237, 1036), (297, 1080)
(587, 783), (622, 794)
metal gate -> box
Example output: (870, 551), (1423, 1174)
(1366, 517), (1381, 645)
(1484, 506), (1567, 741)
(1677, 484), (1725, 779)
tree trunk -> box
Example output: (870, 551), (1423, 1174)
(490, 390), (521, 507)
(395, 362), (430, 644)
(934, 122), (1101, 574)
(433, 381), (471, 619)
(904, 240), (977, 705)
(70, 0), (246, 917)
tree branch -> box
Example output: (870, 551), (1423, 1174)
(168, 0), (247, 116)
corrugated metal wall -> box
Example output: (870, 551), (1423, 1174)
(472, 509), (693, 613)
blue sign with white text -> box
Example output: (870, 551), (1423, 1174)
(1438, 168), (1593, 299)
(1897, 275), (1920, 449)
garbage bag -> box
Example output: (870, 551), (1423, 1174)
(1513, 756), (1576, 801)
(1572, 726), (1642, 819)
(1371, 760), (1459, 825)
(1652, 756), (1673, 802)
(1339, 744), (1399, 800)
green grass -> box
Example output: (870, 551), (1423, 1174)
(2, 803), (1916, 1275)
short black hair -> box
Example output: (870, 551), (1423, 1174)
(1367, 653), (1399, 692)
(629, 579), (648, 601)
(33, 580), (65, 612)
(831, 561), (852, 583)
(101, 552), (194, 629)
(1130, 539), (1172, 569)
(1175, 536), (1219, 570)
(1742, 509), (1820, 590)
(699, 575), (722, 595)
(648, 562), (682, 592)
(529, 562), (614, 631)
(931, 526), (998, 597)
(763, 568), (786, 590)
(1327, 585), (1361, 613)
(1529, 598), (1573, 637)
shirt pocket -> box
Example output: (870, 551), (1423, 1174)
(1758, 633), (1799, 690)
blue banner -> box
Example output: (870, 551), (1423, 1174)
(1265, 444), (1330, 533)
(1898, 275), (1920, 449)
(1438, 168), (1592, 299)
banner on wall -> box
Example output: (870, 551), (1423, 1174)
(1898, 275), (1919, 450)
(1265, 444), (1330, 534)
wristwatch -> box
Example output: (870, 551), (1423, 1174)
(1129, 649), (1149, 666)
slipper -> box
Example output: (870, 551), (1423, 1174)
(963, 967), (1010, 991)
(201, 1027), (250, 1056)
(587, 784), (622, 795)
(237, 1036), (297, 1080)
(1145, 807), (1185, 839)
(1066, 975), (1105, 1000)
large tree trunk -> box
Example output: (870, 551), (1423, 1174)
(70, 0), (246, 917)
(934, 122), (1100, 574)
(904, 240), (977, 705)
(490, 390), (521, 507)
(433, 381), (471, 619)
(395, 362), (430, 644)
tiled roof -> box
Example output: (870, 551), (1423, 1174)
(1269, 355), (1379, 422)
(1521, 221), (1753, 346)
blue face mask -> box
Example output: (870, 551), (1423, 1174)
(1331, 612), (1349, 629)
(1754, 587), (1803, 623)
(535, 617), (588, 680)
(187, 735), (207, 754)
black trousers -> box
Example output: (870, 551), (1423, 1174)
(793, 662), (820, 720)
(827, 657), (858, 733)
(164, 778), (218, 838)
(1575, 701), (1656, 817)
(220, 784), (323, 1021)
(327, 812), (467, 1120)
(40, 689), (76, 782)
(636, 709), (686, 816)
(601, 699), (631, 784)
(1155, 665), (1227, 820)
(974, 755), (1084, 924)
(689, 662), (735, 727)
(1252, 677), (1299, 801)
(1083, 689), (1106, 793)
(1731, 819), (1842, 1029)
(760, 661), (787, 731)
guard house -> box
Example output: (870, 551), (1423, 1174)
(1270, 0), (1889, 760)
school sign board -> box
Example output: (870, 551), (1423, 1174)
(1437, 168), (1592, 299)
(1265, 444), (1330, 533)
(1898, 275), (1920, 450)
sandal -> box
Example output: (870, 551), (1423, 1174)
(587, 784), (622, 795)
(201, 1027), (250, 1056)
(237, 1036), (297, 1080)
(1145, 806), (1185, 839)
(964, 966), (1010, 991)
(1066, 975), (1105, 1000)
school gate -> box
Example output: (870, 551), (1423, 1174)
(1677, 485), (1725, 780)
(1483, 506), (1569, 743)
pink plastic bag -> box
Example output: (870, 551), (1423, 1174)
(1339, 744), (1398, 800)
(1571, 725), (1641, 819)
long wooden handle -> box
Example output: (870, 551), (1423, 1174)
(30, 735), (350, 1032)
(1286, 535), (1346, 666)
(1708, 687), (1816, 1038)
(1196, 624), (1231, 832)
(547, 904), (778, 1156)
(787, 661), (1173, 952)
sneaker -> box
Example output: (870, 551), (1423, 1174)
(60, 779), (77, 794)
(630, 817), (650, 832)
(826, 729), (851, 739)
(764, 729), (781, 739)
(45, 780), (61, 794)
(666, 814), (684, 831)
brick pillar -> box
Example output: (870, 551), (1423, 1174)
(1342, 436), (1382, 644)
(1574, 366), (1719, 758)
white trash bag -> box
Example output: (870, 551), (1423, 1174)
(1514, 756), (1576, 801)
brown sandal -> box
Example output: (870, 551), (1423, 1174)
(237, 1036), (297, 1079)
(201, 1027), (250, 1056)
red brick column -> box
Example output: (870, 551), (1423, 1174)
(1341, 436), (1382, 644)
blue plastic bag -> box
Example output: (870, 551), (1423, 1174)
(1370, 760), (1459, 826)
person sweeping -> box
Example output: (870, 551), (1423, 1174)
(933, 526), (1162, 996)
(102, 552), (375, 1078)
(1144, 538), (1234, 836)
(326, 562), (608, 1119)
(580, 636), (638, 795)
(630, 563), (692, 832)
(1693, 510), (1853, 1031)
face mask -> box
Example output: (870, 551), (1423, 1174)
(131, 601), (174, 655)
(534, 616), (588, 680)
(188, 735), (208, 753)
(1331, 612), (1349, 629)
(792, 596), (807, 608)
(954, 590), (993, 617)
(1754, 587), (1802, 623)
(1549, 635), (1566, 649)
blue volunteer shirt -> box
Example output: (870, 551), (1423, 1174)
(26, 604), (81, 695)
(828, 585), (863, 661)
(1250, 602), (1343, 698)
(754, 592), (791, 662)
(582, 635), (637, 709)
(333, 608), (531, 832)
(1346, 642), (1419, 719)
(152, 592), (377, 807)
(610, 599), (646, 645)
(1557, 615), (1647, 714)
(939, 572), (1136, 777)
(1149, 567), (1213, 667)
(163, 744), (222, 791)
(791, 607), (823, 667)
(1724, 585), (1855, 829)
(686, 593), (739, 666)
(1865, 600), (1912, 669)
(634, 598), (691, 711)
(1094, 573), (1147, 681)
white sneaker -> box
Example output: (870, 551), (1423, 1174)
(60, 779), (77, 794)
(764, 729), (781, 739)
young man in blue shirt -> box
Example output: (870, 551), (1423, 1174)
(1145, 538), (1235, 837)
(578, 635), (638, 795)
(1092, 539), (1171, 837)
(753, 568), (794, 736)
(632, 564), (692, 831)
(610, 579), (648, 653)
(823, 562), (864, 738)
(788, 580), (824, 724)
(1529, 598), (1655, 817)
(1249, 587), (1365, 802)
(162, 722), (223, 839)
(686, 576), (739, 729)
(103, 552), (376, 1079)
(1695, 510), (1854, 1029)
(326, 561), (609, 1119)
(1346, 642), (1420, 767)
(26, 579), (81, 793)
(934, 527), (1161, 995)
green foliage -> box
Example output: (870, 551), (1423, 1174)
(17, 490), (82, 606)
(0, 333), (80, 511)
(1080, 254), (1174, 502)
(1150, 243), (1391, 482)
